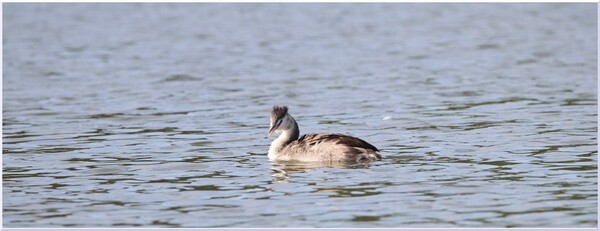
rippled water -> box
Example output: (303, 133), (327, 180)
(3, 3), (597, 228)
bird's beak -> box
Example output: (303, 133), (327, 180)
(268, 124), (278, 136)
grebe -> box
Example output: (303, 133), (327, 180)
(267, 106), (382, 162)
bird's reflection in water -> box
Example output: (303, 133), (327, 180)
(270, 161), (372, 183)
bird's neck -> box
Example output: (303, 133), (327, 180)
(286, 115), (300, 142)
(268, 116), (300, 159)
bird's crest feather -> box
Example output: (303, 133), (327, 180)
(271, 106), (288, 121)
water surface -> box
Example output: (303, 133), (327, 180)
(3, 3), (597, 228)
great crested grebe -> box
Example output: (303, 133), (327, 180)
(267, 106), (382, 162)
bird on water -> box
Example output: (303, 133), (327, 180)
(267, 106), (382, 162)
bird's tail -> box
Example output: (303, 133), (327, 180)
(356, 150), (383, 162)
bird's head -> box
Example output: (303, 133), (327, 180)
(269, 106), (293, 136)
